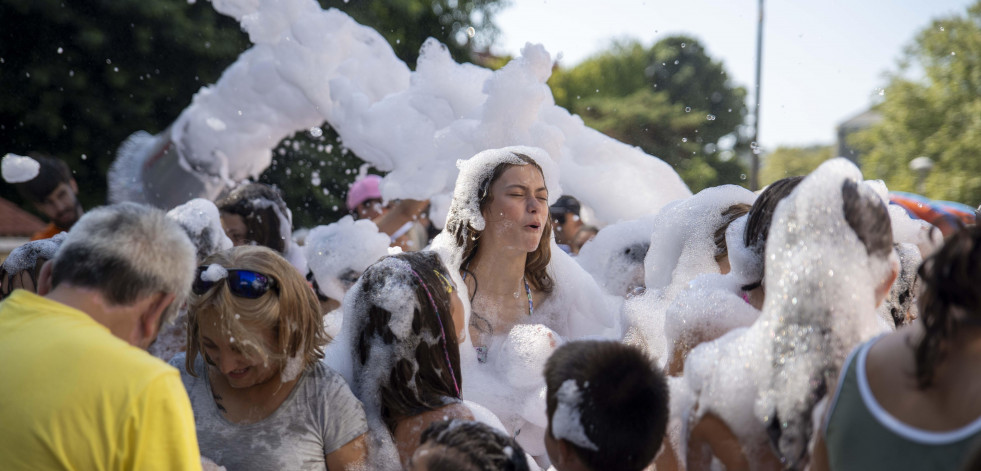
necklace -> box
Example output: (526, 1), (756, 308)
(464, 263), (535, 363)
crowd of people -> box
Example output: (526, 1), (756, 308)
(1, 147), (980, 471)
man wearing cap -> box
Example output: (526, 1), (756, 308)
(346, 174), (429, 251)
(550, 195), (584, 254)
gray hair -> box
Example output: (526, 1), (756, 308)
(51, 202), (196, 323)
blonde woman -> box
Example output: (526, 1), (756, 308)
(170, 245), (368, 470)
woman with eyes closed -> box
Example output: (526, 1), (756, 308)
(430, 146), (622, 460)
(169, 245), (368, 471)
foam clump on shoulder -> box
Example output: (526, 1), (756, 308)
(551, 379), (599, 451)
(166, 198), (232, 262)
(1, 153), (39, 183)
(304, 215), (391, 302)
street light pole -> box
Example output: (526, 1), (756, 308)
(750, 0), (764, 191)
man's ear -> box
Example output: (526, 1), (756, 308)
(138, 292), (176, 349)
(37, 260), (54, 296)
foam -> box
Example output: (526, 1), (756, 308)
(1, 153), (39, 183)
(551, 379), (599, 451)
(112, 0), (690, 227)
(166, 198), (233, 262)
(304, 215), (391, 303)
(575, 214), (656, 298)
(1, 233), (68, 275)
(682, 159), (895, 468)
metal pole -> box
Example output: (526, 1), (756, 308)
(750, 0), (764, 190)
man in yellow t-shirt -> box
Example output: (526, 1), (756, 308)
(0, 203), (202, 471)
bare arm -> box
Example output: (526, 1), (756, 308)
(325, 433), (368, 471)
(372, 199), (429, 237)
(687, 413), (751, 471)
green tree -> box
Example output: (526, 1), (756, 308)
(851, 1), (981, 205)
(760, 145), (833, 186)
(1, 0), (249, 210)
(549, 37), (749, 191)
(1, 0), (507, 228)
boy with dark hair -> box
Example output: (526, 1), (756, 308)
(14, 154), (84, 240)
(544, 340), (670, 471)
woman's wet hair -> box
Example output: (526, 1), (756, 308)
(912, 225), (981, 389)
(713, 203), (751, 259)
(216, 183), (290, 254)
(741, 176), (804, 291)
(354, 251), (463, 434)
(185, 245), (328, 377)
(450, 153), (554, 294)
(416, 419), (530, 471)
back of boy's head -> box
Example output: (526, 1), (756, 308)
(544, 340), (669, 471)
(15, 154), (73, 204)
(417, 420), (529, 471)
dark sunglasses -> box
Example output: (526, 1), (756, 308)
(192, 266), (278, 298)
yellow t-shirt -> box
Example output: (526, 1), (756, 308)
(0, 290), (203, 471)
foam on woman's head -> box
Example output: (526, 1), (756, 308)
(758, 158), (896, 466)
(304, 215), (391, 302)
(644, 184), (756, 294)
(444, 146), (560, 234)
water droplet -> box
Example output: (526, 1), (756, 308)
(792, 297), (798, 305)
(80, 154), (87, 160)
(706, 114), (716, 121)
(105, 58), (111, 65)
(684, 107), (691, 112)
(740, 173), (747, 180)
(466, 26), (476, 38)
(309, 127), (323, 138)
(681, 42), (686, 48)
(940, 26), (945, 31)
(828, 269), (834, 277)
(57, 47), (63, 54)
(750, 141), (762, 155)
(951, 51), (956, 56)
(113, 67), (119, 72)
(673, 60), (679, 65)
(682, 138), (688, 142)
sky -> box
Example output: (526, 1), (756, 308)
(492, 0), (975, 152)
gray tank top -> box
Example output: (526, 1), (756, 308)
(824, 337), (981, 470)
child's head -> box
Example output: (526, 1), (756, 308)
(409, 419), (530, 471)
(544, 340), (669, 471)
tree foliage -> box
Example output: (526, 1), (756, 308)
(759, 145), (833, 186)
(549, 37), (750, 191)
(1, 0), (507, 228)
(851, 1), (981, 205)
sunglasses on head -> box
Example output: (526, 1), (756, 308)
(192, 265), (278, 298)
